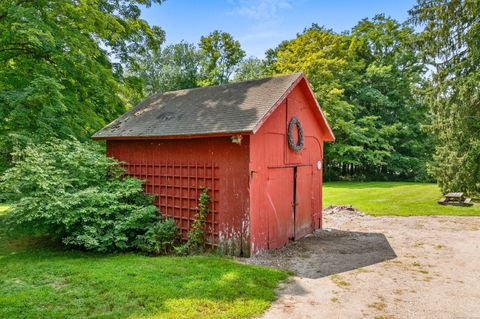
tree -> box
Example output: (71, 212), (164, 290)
(269, 20), (431, 180)
(0, 0), (164, 170)
(270, 25), (383, 180)
(134, 41), (201, 95)
(351, 15), (433, 180)
(198, 30), (245, 85)
(410, 0), (480, 195)
(233, 57), (269, 82)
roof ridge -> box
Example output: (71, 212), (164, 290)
(158, 72), (303, 96)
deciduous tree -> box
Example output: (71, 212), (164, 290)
(134, 41), (201, 95)
(268, 19), (431, 180)
(0, 0), (164, 170)
(234, 57), (269, 82)
(198, 30), (245, 85)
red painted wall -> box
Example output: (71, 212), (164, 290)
(106, 137), (251, 255)
(249, 80), (326, 254)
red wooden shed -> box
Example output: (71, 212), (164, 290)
(93, 73), (334, 256)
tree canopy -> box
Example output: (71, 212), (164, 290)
(134, 41), (200, 95)
(0, 0), (164, 169)
(234, 57), (269, 82)
(198, 30), (246, 86)
(134, 30), (247, 95)
(267, 17), (432, 181)
(410, 0), (480, 195)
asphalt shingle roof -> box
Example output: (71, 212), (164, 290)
(92, 73), (303, 139)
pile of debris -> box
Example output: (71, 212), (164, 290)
(322, 205), (366, 228)
(323, 204), (364, 216)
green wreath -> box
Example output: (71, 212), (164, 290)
(288, 117), (304, 151)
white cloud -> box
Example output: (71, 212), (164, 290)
(228, 0), (292, 21)
(237, 30), (281, 41)
(227, 0), (294, 58)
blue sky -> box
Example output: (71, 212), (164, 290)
(142, 0), (417, 58)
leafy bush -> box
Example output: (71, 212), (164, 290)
(138, 217), (180, 255)
(0, 139), (180, 253)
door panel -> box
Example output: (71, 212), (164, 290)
(285, 97), (304, 165)
(266, 168), (294, 249)
(264, 133), (285, 167)
(295, 165), (313, 239)
(305, 137), (323, 230)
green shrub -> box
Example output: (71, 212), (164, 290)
(0, 138), (172, 253)
(138, 217), (180, 255)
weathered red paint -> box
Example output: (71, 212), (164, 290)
(249, 79), (327, 253)
(103, 76), (332, 256)
(106, 136), (251, 255)
(265, 167), (294, 249)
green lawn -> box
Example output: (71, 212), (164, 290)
(324, 182), (480, 216)
(0, 209), (287, 319)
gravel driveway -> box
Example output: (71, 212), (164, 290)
(244, 208), (480, 319)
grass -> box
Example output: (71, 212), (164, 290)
(324, 182), (480, 216)
(0, 209), (288, 319)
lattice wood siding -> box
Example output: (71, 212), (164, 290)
(122, 161), (220, 246)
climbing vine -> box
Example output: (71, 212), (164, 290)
(175, 188), (211, 255)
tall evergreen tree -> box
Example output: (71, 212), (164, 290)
(410, 0), (480, 195)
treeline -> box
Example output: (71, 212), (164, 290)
(0, 0), (478, 194)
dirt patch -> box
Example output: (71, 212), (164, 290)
(246, 206), (480, 319)
(245, 228), (396, 278)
